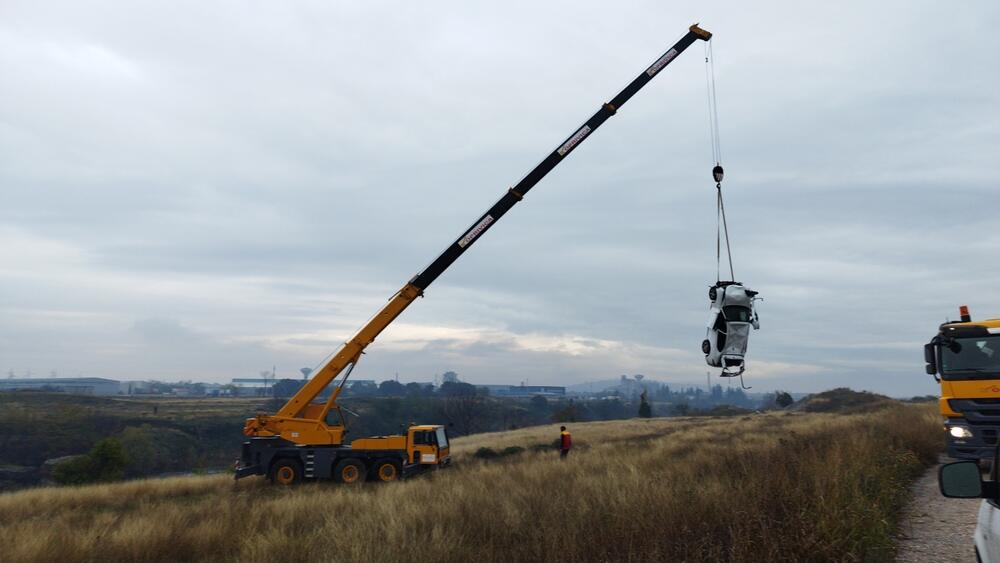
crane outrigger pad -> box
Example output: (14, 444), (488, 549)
(702, 281), (760, 376)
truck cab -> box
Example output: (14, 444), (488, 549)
(925, 307), (1000, 460)
(350, 424), (451, 467)
(408, 425), (450, 465)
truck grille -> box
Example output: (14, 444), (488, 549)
(950, 399), (1000, 424)
(981, 428), (999, 446)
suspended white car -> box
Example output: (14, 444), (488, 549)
(702, 282), (760, 376)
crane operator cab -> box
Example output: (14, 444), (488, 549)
(702, 281), (760, 376)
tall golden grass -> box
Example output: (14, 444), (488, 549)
(0, 405), (940, 562)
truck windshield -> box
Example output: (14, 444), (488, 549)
(941, 336), (1000, 380)
(435, 427), (449, 449)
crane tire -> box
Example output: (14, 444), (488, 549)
(270, 458), (303, 486)
(371, 458), (402, 483)
(334, 458), (366, 484)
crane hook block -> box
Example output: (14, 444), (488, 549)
(712, 165), (724, 184)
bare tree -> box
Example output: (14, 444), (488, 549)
(436, 395), (490, 436)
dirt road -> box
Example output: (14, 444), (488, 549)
(897, 457), (980, 562)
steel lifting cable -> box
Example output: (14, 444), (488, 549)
(717, 186), (735, 282)
(705, 39), (734, 283)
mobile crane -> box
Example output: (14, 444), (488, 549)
(235, 24), (714, 485)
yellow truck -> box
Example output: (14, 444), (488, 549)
(925, 306), (1000, 460)
(238, 422), (450, 485)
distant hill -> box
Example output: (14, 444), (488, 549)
(792, 387), (896, 413)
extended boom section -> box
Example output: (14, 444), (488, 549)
(238, 25), (711, 484)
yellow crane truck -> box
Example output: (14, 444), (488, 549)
(925, 306), (1000, 461)
(234, 24), (713, 485)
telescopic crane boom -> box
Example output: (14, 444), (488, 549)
(242, 24), (713, 448)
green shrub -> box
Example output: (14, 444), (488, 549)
(52, 438), (127, 485)
(474, 447), (499, 459)
(51, 455), (95, 485)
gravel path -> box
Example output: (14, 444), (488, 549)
(896, 457), (980, 562)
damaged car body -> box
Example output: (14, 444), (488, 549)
(702, 281), (760, 376)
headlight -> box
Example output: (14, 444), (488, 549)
(949, 426), (974, 439)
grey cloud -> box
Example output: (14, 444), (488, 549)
(1, 1), (998, 396)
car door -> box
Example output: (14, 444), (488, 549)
(410, 430), (438, 465)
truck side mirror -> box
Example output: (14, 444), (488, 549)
(939, 461), (986, 498)
(924, 343), (938, 376)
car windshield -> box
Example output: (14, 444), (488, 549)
(723, 305), (751, 322)
(941, 336), (1000, 380)
(435, 427), (449, 449)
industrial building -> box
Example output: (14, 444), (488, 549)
(0, 377), (122, 396)
(230, 377), (376, 396)
(476, 384), (566, 397)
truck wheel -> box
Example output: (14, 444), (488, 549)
(334, 458), (366, 484)
(371, 458), (402, 483)
(270, 459), (303, 486)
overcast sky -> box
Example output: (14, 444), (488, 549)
(1, 1), (998, 395)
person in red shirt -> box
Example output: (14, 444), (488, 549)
(559, 426), (572, 459)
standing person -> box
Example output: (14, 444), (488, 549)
(559, 426), (572, 459)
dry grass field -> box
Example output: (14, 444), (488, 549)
(0, 404), (940, 563)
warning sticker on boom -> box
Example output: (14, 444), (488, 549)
(645, 48), (678, 77)
(458, 215), (494, 248)
(557, 125), (592, 156)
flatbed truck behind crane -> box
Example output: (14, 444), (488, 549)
(235, 24), (713, 485)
